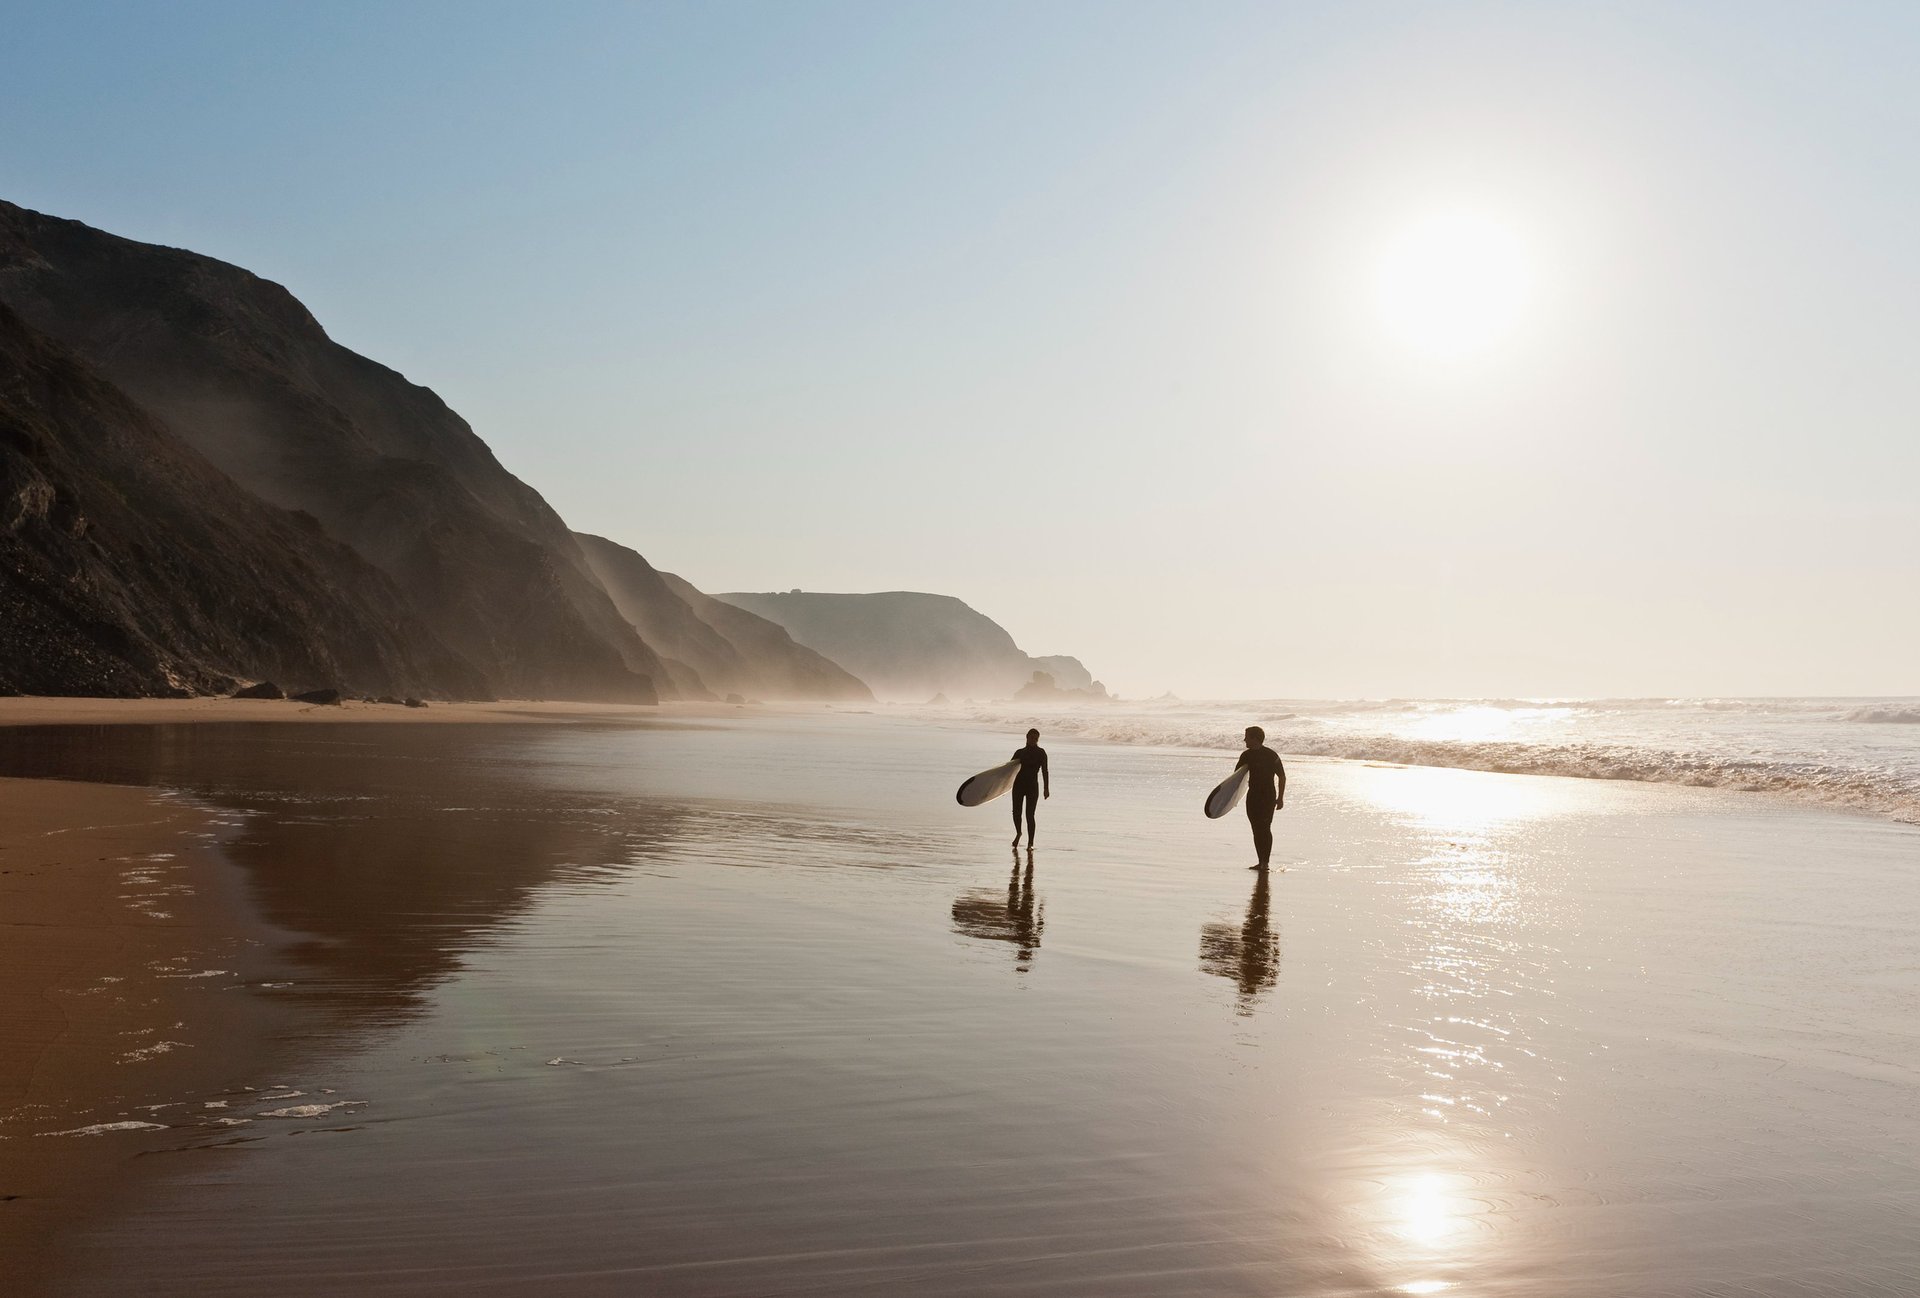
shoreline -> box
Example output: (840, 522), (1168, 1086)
(0, 776), (290, 1291)
(3, 694), (1911, 829)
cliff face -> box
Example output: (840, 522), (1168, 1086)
(713, 590), (1103, 702)
(0, 201), (1096, 705)
(0, 201), (660, 702)
(575, 534), (871, 702)
(0, 301), (487, 698)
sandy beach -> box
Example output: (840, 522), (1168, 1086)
(0, 700), (677, 1284)
(1, 706), (1915, 1296)
(0, 775), (287, 1291)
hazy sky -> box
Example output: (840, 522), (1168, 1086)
(7, 1), (1915, 698)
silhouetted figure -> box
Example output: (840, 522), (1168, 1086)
(952, 850), (1044, 972)
(1010, 728), (1050, 847)
(1198, 869), (1279, 1015)
(1236, 725), (1286, 869)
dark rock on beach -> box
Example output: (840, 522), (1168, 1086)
(1014, 669), (1110, 702)
(231, 682), (285, 700)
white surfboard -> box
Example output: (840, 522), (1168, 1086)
(1204, 765), (1250, 819)
(956, 759), (1022, 807)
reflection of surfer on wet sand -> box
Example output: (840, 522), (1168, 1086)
(1198, 869), (1278, 1015)
(952, 851), (1043, 972)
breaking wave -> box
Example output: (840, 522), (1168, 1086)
(936, 697), (1920, 825)
(1842, 704), (1920, 725)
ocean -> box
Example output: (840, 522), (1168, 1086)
(937, 695), (1920, 824)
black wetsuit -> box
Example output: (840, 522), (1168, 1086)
(1236, 744), (1286, 867)
(1011, 744), (1048, 843)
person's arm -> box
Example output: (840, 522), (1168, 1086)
(1276, 757), (1286, 809)
(1041, 749), (1050, 798)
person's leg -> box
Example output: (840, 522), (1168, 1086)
(1011, 790), (1025, 844)
(1246, 797), (1274, 867)
(1025, 791), (1038, 845)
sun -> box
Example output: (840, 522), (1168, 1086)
(1372, 207), (1534, 360)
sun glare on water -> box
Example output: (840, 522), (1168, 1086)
(1373, 207), (1534, 360)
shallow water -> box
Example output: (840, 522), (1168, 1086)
(6, 714), (1919, 1296)
(943, 695), (1920, 824)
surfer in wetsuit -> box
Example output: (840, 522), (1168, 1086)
(1236, 726), (1285, 870)
(1011, 728), (1050, 848)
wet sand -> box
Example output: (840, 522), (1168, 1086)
(0, 697), (675, 1282)
(1, 712), (1917, 1295)
(0, 777), (285, 1292)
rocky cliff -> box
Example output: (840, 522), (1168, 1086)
(713, 590), (1103, 702)
(0, 200), (1098, 705)
(0, 200), (660, 701)
(574, 533), (871, 701)
(0, 300), (486, 697)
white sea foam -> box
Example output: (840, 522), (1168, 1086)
(934, 696), (1920, 824)
(39, 1121), (168, 1137)
(259, 1102), (365, 1119)
(119, 1041), (186, 1063)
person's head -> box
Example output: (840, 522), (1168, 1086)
(1245, 725), (1265, 746)
(1026, 728), (1040, 745)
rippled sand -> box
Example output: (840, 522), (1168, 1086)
(3, 714), (1917, 1296)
